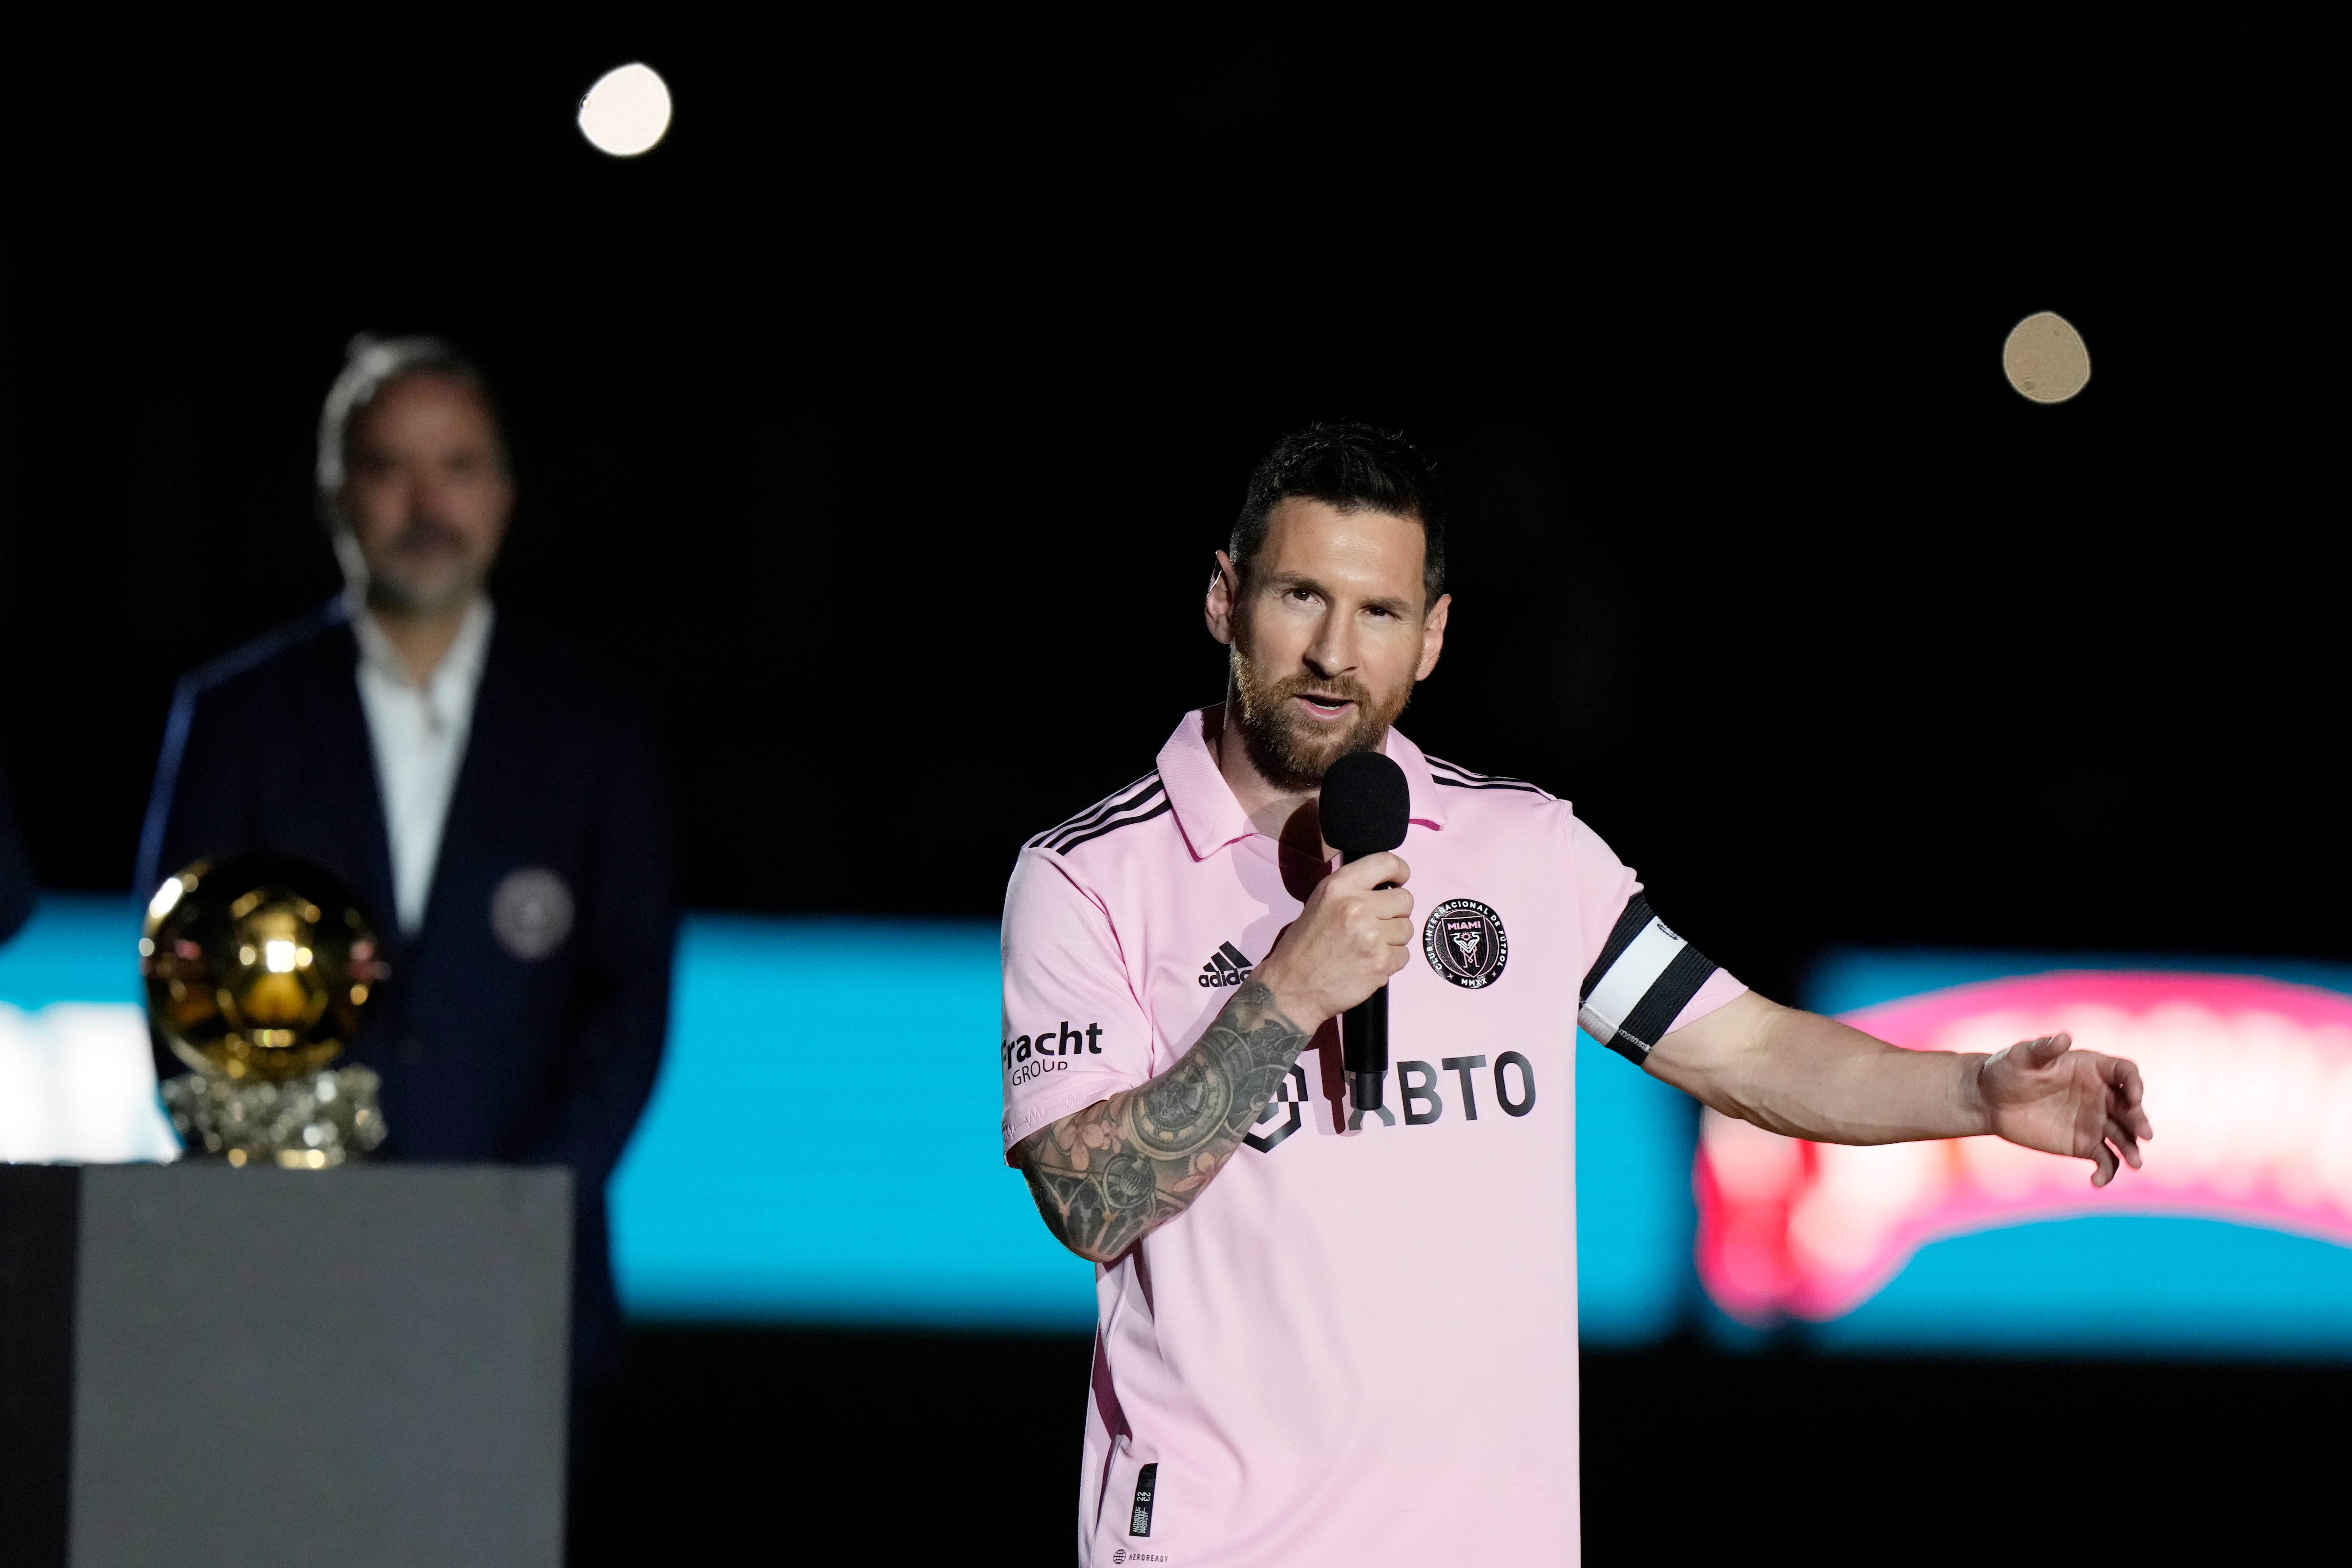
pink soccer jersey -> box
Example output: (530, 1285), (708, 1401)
(1000, 709), (1745, 1567)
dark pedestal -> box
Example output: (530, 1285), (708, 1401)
(0, 1163), (572, 1568)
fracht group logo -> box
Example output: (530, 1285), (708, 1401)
(1697, 970), (2352, 1324)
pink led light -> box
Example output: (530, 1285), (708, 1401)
(1694, 972), (2352, 1323)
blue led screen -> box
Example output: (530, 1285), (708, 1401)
(0, 899), (1692, 1342)
(21, 899), (2352, 1352)
(613, 917), (1696, 1339)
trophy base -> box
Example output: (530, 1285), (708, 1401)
(160, 1066), (388, 1168)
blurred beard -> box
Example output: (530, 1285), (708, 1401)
(359, 517), (487, 616)
(1228, 643), (1412, 792)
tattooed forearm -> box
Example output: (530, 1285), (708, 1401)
(1014, 982), (1310, 1264)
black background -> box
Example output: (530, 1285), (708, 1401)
(1, 7), (2344, 1562)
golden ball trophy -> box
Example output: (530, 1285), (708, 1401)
(141, 851), (390, 1168)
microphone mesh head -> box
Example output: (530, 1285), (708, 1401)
(1319, 751), (1411, 857)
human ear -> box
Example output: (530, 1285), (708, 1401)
(1414, 592), (1451, 681)
(1205, 549), (1240, 647)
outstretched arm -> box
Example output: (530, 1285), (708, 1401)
(1015, 980), (1311, 1263)
(1014, 849), (1414, 1263)
(1647, 991), (2153, 1186)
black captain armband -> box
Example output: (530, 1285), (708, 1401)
(1579, 895), (1718, 1065)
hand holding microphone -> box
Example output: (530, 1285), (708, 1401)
(1251, 751), (1414, 1113)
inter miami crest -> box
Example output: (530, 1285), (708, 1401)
(1423, 898), (1508, 989)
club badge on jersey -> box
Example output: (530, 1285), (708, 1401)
(1422, 899), (1508, 988)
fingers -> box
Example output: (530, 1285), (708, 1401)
(1330, 852), (1411, 891)
(2103, 1054), (2154, 1139)
(1986, 1030), (2154, 1186)
(2102, 1116), (2143, 1171)
(2012, 1031), (2072, 1069)
(2088, 1053), (2145, 1185)
(1322, 855), (1414, 936)
(2104, 1052), (2145, 1106)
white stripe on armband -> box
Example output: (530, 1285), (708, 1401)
(1577, 916), (1689, 1045)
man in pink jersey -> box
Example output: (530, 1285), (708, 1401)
(1000, 423), (2152, 1566)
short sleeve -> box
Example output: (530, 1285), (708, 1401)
(1000, 849), (1157, 1156)
(1566, 812), (1746, 1061)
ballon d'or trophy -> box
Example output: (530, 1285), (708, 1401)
(142, 851), (390, 1168)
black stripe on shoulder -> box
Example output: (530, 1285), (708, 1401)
(1424, 754), (1535, 785)
(1425, 754), (1508, 781)
(1425, 755), (1550, 797)
(1026, 773), (1160, 850)
(1055, 796), (1174, 854)
(1431, 775), (1550, 796)
(1046, 780), (1165, 852)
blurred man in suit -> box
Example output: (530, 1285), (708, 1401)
(137, 336), (676, 1390)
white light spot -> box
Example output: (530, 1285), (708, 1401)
(264, 939), (298, 974)
(147, 876), (186, 923)
(578, 63), (672, 158)
(2003, 310), (2091, 404)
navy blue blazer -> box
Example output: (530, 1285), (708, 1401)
(139, 599), (676, 1378)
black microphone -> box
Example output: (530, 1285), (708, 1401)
(1318, 750), (1410, 1115)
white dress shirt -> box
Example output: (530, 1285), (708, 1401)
(351, 597), (495, 936)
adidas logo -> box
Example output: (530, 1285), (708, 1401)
(1197, 941), (1254, 989)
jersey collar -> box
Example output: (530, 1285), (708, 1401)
(1157, 706), (1449, 863)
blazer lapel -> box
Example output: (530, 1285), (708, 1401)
(294, 622), (402, 952)
(419, 617), (524, 947)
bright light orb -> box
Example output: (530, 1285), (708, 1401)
(578, 63), (672, 158)
(2002, 310), (2091, 404)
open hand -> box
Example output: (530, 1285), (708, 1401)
(1979, 1031), (2152, 1187)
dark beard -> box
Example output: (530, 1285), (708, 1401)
(363, 516), (487, 615)
(1228, 645), (1411, 791)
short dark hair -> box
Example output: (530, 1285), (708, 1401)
(315, 334), (507, 516)
(1230, 422), (1446, 608)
